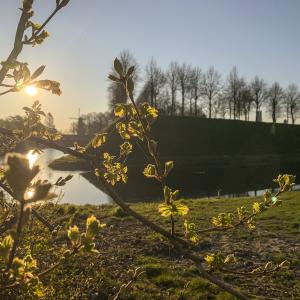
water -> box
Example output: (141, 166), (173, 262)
(1, 149), (299, 205)
(1, 149), (112, 206)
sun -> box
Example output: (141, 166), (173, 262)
(25, 85), (37, 96)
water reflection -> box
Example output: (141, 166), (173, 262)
(1, 149), (298, 205)
(26, 148), (112, 205)
(26, 149), (39, 169)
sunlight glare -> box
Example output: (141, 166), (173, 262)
(25, 85), (37, 97)
(25, 188), (35, 200)
(26, 150), (39, 169)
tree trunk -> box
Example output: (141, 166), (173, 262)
(209, 97), (212, 119)
(233, 98), (236, 120)
(255, 104), (259, 122)
(181, 85), (185, 116)
(189, 98), (193, 116)
(291, 107), (295, 124)
(171, 90), (175, 116)
(194, 96), (198, 116)
(150, 81), (154, 107)
(272, 102), (276, 123)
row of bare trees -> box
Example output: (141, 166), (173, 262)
(107, 50), (300, 124)
(69, 111), (111, 135)
(0, 113), (56, 131)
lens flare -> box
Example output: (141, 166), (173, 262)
(26, 150), (39, 169)
(25, 188), (35, 200)
(25, 85), (37, 96)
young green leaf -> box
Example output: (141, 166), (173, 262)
(0, 235), (13, 260)
(164, 161), (174, 177)
(91, 133), (107, 148)
(114, 104), (126, 118)
(143, 164), (158, 179)
(31, 65), (46, 80)
(114, 57), (123, 76)
(108, 74), (120, 82)
(126, 77), (134, 98)
(126, 65), (135, 78)
(158, 202), (189, 217)
(120, 141), (132, 156)
(148, 139), (158, 157)
(184, 220), (198, 243)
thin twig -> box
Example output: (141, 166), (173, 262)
(0, 127), (93, 161)
(124, 82), (176, 234)
(0, 0), (67, 85)
(0, 90), (12, 96)
(6, 201), (25, 271)
(0, 6), (30, 84)
(24, 7), (61, 44)
(0, 127), (253, 299)
(0, 246), (79, 292)
(0, 181), (55, 232)
(0, 84), (13, 88)
(222, 265), (282, 277)
(197, 190), (283, 234)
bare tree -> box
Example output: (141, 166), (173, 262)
(187, 78), (194, 116)
(189, 66), (202, 116)
(0, 115), (25, 131)
(157, 89), (171, 114)
(239, 85), (253, 121)
(108, 49), (139, 110)
(136, 80), (151, 105)
(177, 63), (192, 116)
(250, 76), (267, 122)
(285, 83), (300, 124)
(144, 57), (166, 108)
(44, 112), (56, 132)
(214, 93), (227, 119)
(201, 66), (222, 119)
(267, 82), (284, 123)
(166, 62), (179, 115)
(225, 66), (243, 120)
(235, 78), (253, 120)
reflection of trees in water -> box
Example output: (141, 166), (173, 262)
(84, 160), (300, 202)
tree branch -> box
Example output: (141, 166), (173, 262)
(24, 4), (65, 45)
(0, 0), (67, 85)
(0, 180), (55, 232)
(0, 7), (30, 84)
(6, 201), (25, 271)
(0, 126), (251, 299)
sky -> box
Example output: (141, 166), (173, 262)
(0, 0), (300, 131)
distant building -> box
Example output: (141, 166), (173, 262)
(77, 117), (85, 136)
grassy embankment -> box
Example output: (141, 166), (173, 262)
(50, 116), (300, 171)
(3, 191), (300, 299)
(49, 117), (300, 199)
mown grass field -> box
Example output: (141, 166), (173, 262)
(2, 191), (300, 299)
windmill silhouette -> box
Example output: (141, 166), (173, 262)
(70, 108), (85, 136)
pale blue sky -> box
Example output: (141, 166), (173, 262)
(0, 0), (299, 131)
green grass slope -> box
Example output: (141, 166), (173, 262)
(3, 191), (299, 299)
(50, 117), (300, 171)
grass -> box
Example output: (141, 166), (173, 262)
(49, 116), (300, 173)
(1, 191), (300, 299)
